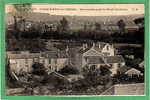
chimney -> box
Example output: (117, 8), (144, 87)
(98, 42), (101, 48)
(92, 42), (95, 49)
(85, 43), (88, 48)
(82, 43), (86, 50)
(66, 45), (69, 52)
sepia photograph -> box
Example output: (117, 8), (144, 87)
(5, 4), (144, 96)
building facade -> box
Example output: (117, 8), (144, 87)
(7, 51), (68, 74)
(75, 43), (125, 76)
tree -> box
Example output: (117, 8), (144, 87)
(11, 4), (32, 39)
(95, 22), (101, 31)
(134, 17), (144, 29)
(58, 65), (79, 75)
(134, 17), (144, 44)
(59, 17), (69, 33)
(32, 62), (46, 75)
(82, 65), (112, 86)
(117, 19), (126, 34)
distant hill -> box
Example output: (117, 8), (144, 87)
(6, 12), (144, 26)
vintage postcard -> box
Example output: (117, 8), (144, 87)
(5, 4), (145, 96)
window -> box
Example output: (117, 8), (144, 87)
(85, 57), (88, 62)
(90, 65), (96, 71)
(107, 46), (109, 50)
(25, 59), (28, 67)
(49, 59), (51, 64)
(118, 63), (121, 68)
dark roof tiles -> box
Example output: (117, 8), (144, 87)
(84, 55), (125, 65)
(104, 55), (125, 64)
(86, 56), (105, 64)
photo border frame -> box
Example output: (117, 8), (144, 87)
(0, 0), (149, 100)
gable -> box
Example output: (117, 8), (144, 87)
(83, 49), (102, 57)
(102, 43), (111, 51)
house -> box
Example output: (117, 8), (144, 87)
(74, 42), (125, 76)
(7, 50), (69, 74)
(40, 50), (69, 72)
(7, 51), (41, 74)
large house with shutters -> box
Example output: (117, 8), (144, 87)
(7, 50), (68, 74)
(74, 42), (125, 76)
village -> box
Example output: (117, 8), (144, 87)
(5, 4), (144, 95)
(6, 40), (144, 95)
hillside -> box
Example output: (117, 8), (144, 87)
(6, 12), (144, 26)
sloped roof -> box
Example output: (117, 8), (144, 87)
(84, 49), (103, 56)
(85, 56), (105, 64)
(78, 47), (91, 54)
(7, 53), (40, 59)
(104, 55), (125, 64)
(85, 55), (125, 65)
(78, 43), (106, 54)
(125, 68), (143, 76)
(41, 50), (68, 58)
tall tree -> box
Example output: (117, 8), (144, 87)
(82, 65), (112, 86)
(134, 17), (144, 44)
(117, 19), (126, 34)
(11, 4), (32, 39)
(59, 17), (69, 33)
(134, 17), (144, 29)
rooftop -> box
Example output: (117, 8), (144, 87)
(85, 55), (125, 65)
(78, 42), (106, 54)
(104, 55), (125, 64)
(7, 53), (40, 59)
(86, 56), (105, 64)
(125, 68), (143, 76)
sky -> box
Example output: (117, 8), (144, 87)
(6, 4), (144, 16)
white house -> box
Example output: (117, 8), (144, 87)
(7, 51), (41, 74)
(75, 42), (125, 76)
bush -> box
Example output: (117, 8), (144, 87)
(82, 65), (112, 86)
(58, 65), (79, 75)
(32, 62), (46, 75)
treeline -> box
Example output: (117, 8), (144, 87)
(6, 17), (144, 44)
(7, 28), (144, 44)
(6, 39), (47, 52)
